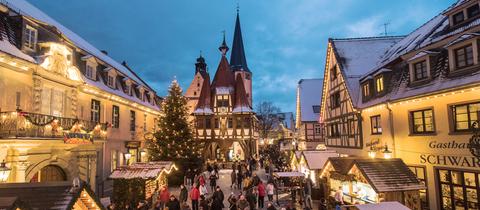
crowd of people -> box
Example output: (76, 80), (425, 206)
(108, 156), (318, 210)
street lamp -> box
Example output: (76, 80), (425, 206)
(383, 144), (392, 159)
(0, 160), (11, 183)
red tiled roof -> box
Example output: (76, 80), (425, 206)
(194, 75), (213, 114)
(233, 74), (252, 113)
(109, 161), (175, 180)
(211, 56), (234, 90)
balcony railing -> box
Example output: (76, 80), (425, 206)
(0, 111), (107, 141)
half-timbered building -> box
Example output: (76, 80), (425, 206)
(320, 37), (402, 156)
(190, 12), (258, 161)
(295, 79), (324, 150)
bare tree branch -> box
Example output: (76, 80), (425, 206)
(255, 101), (281, 139)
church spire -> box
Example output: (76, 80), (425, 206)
(230, 10), (249, 72)
(195, 51), (207, 75)
(219, 31), (229, 56)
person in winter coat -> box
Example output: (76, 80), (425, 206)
(209, 171), (217, 192)
(227, 192), (237, 210)
(179, 184), (188, 204)
(246, 189), (256, 210)
(257, 181), (266, 208)
(251, 173), (260, 187)
(199, 173), (206, 186)
(231, 170), (237, 189)
(166, 195), (181, 210)
(266, 182), (275, 202)
(199, 183), (208, 197)
(237, 195), (250, 210)
(199, 196), (209, 210)
(212, 186), (224, 208)
(190, 185), (200, 210)
(159, 186), (170, 210)
(210, 196), (223, 210)
(237, 171), (243, 189)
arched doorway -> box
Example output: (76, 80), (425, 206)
(30, 165), (67, 182)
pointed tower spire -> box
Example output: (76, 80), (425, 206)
(230, 10), (249, 72)
(233, 74), (252, 113)
(219, 31), (229, 56)
(193, 75), (213, 115)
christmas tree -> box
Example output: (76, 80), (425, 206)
(148, 80), (204, 178)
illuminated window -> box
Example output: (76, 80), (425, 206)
(111, 150), (118, 172)
(454, 44), (474, 69)
(24, 25), (37, 50)
(112, 105), (120, 128)
(437, 169), (479, 210)
(452, 102), (480, 131)
(375, 76), (384, 93)
(370, 115), (382, 134)
(362, 83), (370, 97)
(413, 60), (428, 81)
(91, 99), (100, 122)
(409, 166), (429, 210)
(410, 109), (434, 134)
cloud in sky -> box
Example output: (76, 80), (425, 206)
(31, 0), (456, 113)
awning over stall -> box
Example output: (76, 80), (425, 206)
(352, 201), (410, 210)
(109, 161), (176, 180)
(301, 150), (339, 170)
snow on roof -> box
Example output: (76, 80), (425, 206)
(331, 37), (403, 105)
(406, 50), (439, 62)
(444, 32), (480, 48)
(193, 107), (214, 115)
(5, 0), (152, 90)
(354, 202), (410, 210)
(232, 106), (253, 113)
(0, 37), (35, 63)
(297, 79), (323, 122)
(302, 150), (339, 170)
(109, 161), (175, 180)
(273, 171), (305, 178)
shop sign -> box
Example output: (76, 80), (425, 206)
(63, 132), (93, 144)
(125, 141), (140, 148)
(419, 140), (480, 168)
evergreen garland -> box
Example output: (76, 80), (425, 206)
(148, 80), (204, 178)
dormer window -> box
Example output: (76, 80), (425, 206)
(362, 83), (370, 97)
(86, 64), (94, 79)
(453, 11), (465, 25)
(413, 60), (428, 81)
(107, 75), (115, 87)
(375, 76), (384, 93)
(454, 44), (474, 69)
(24, 25), (37, 50)
(312, 105), (320, 113)
(467, 4), (480, 17)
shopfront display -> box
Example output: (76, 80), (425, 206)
(437, 168), (479, 210)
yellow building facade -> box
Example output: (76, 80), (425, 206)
(0, 1), (161, 197)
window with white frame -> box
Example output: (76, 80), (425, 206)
(86, 64), (95, 79)
(24, 25), (37, 50)
(91, 99), (100, 122)
(107, 75), (115, 88)
(362, 83), (370, 97)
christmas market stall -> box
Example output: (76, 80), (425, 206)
(296, 150), (339, 185)
(109, 161), (177, 207)
(320, 157), (425, 210)
(0, 181), (104, 210)
(272, 171), (306, 205)
(289, 151), (303, 171)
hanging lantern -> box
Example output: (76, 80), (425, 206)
(383, 144), (392, 159)
(0, 160), (11, 183)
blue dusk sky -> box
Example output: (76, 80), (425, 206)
(32, 0), (456, 113)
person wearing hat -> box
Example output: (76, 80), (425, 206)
(166, 195), (181, 210)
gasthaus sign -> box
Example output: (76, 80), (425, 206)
(419, 139), (480, 168)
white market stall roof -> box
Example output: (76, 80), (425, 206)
(273, 172), (305, 178)
(352, 201), (410, 210)
(302, 150), (339, 170)
(109, 161), (176, 180)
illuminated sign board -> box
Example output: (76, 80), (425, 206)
(63, 132), (93, 144)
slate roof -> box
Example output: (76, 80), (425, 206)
(325, 157), (357, 175)
(330, 36), (403, 105)
(232, 74), (253, 113)
(302, 150), (339, 170)
(297, 79), (323, 122)
(109, 161), (175, 180)
(356, 0), (480, 108)
(353, 158), (425, 193)
(230, 13), (249, 72)
(0, 181), (103, 210)
(211, 56), (235, 92)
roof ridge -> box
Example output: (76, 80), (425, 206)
(329, 35), (406, 42)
